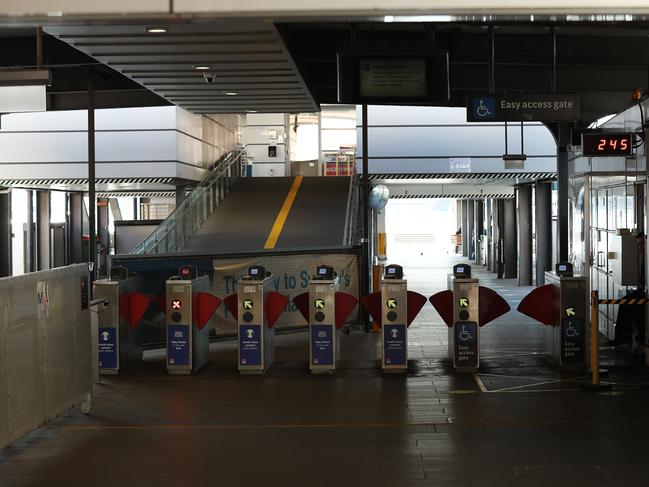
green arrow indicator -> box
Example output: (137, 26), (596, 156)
(387, 298), (398, 309)
(566, 307), (575, 317)
(459, 297), (469, 308)
(314, 298), (325, 309)
(243, 299), (254, 310)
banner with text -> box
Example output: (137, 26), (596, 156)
(467, 93), (579, 122)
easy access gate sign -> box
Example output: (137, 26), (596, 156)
(467, 93), (579, 122)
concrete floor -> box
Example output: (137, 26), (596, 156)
(1, 253), (649, 487)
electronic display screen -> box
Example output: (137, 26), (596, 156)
(359, 59), (427, 99)
(319, 268), (327, 275)
(582, 132), (633, 157)
(250, 268), (258, 275)
(388, 267), (396, 274)
(456, 267), (464, 273)
(558, 264), (567, 271)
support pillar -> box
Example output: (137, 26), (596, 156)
(557, 123), (571, 262)
(474, 199), (484, 265)
(467, 200), (475, 261)
(535, 182), (553, 286)
(36, 190), (50, 271)
(503, 198), (517, 279)
(97, 197), (109, 277)
(496, 199), (505, 278)
(461, 200), (468, 257)
(518, 185), (533, 286)
(361, 104), (370, 331)
(25, 190), (35, 273)
(69, 192), (83, 264)
(176, 184), (187, 207)
(0, 189), (11, 277)
(486, 200), (493, 271)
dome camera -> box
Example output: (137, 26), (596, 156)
(203, 72), (217, 84)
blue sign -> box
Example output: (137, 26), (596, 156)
(311, 324), (334, 366)
(167, 324), (190, 366)
(240, 324), (262, 366)
(454, 321), (478, 368)
(472, 96), (495, 120)
(383, 324), (407, 366)
(98, 327), (117, 369)
(561, 318), (584, 363)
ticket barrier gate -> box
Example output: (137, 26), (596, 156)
(518, 263), (587, 368)
(430, 264), (510, 371)
(293, 265), (359, 373)
(223, 266), (289, 374)
(165, 265), (221, 375)
(94, 266), (152, 374)
(361, 264), (428, 372)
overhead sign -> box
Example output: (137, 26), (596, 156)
(359, 59), (427, 99)
(467, 93), (579, 122)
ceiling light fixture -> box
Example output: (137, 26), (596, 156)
(146, 26), (168, 33)
(223, 91), (238, 96)
(193, 65), (212, 70)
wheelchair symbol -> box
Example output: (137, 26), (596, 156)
(246, 329), (255, 339)
(476, 99), (492, 118)
(565, 322), (579, 338)
(458, 325), (473, 341)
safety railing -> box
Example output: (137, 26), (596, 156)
(343, 175), (361, 246)
(131, 149), (246, 254)
(588, 290), (649, 389)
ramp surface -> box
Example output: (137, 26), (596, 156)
(182, 176), (350, 253)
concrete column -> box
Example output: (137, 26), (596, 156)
(474, 199), (484, 265)
(175, 185), (187, 207)
(36, 190), (50, 271)
(97, 198), (109, 277)
(0, 189), (11, 277)
(467, 200), (475, 261)
(69, 192), (84, 264)
(503, 198), (517, 279)
(486, 200), (493, 271)
(518, 185), (533, 286)
(496, 199), (505, 278)
(24, 190), (35, 273)
(461, 200), (468, 257)
(535, 182), (553, 286)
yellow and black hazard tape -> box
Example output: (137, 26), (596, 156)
(597, 298), (649, 305)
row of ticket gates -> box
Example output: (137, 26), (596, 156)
(95, 261), (587, 376)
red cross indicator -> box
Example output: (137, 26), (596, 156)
(171, 299), (182, 310)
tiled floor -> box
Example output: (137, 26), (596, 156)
(1, 253), (649, 487)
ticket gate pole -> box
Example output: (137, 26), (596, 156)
(360, 264), (428, 373)
(223, 266), (289, 375)
(430, 263), (510, 372)
(518, 263), (587, 369)
(165, 265), (221, 375)
(293, 265), (359, 373)
(94, 267), (151, 374)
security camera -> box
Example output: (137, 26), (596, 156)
(203, 72), (216, 84)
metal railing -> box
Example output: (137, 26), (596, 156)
(131, 149), (246, 254)
(343, 175), (360, 246)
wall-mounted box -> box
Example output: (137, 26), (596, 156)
(610, 230), (639, 286)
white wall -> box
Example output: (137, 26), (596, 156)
(0, 107), (240, 184)
(244, 113), (287, 177)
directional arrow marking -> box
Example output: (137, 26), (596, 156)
(314, 299), (325, 309)
(566, 307), (575, 317)
(459, 297), (469, 308)
(243, 299), (254, 310)
(387, 298), (398, 309)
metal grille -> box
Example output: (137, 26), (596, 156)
(392, 193), (515, 199)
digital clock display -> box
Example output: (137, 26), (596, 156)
(582, 132), (633, 157)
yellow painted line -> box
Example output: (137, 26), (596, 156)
(473, 373), (488, 393)
(263, 176), (303, 249)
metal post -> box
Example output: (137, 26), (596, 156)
(87, 74), (96, 285)
(361, 104), (370, 331)
(474, 199), (484, 265)
(36, 190), (50, 270)
(467, 200), (475, 261)
(461, 200), (469, 257)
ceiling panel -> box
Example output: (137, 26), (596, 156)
(45, 22), (319, 114)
